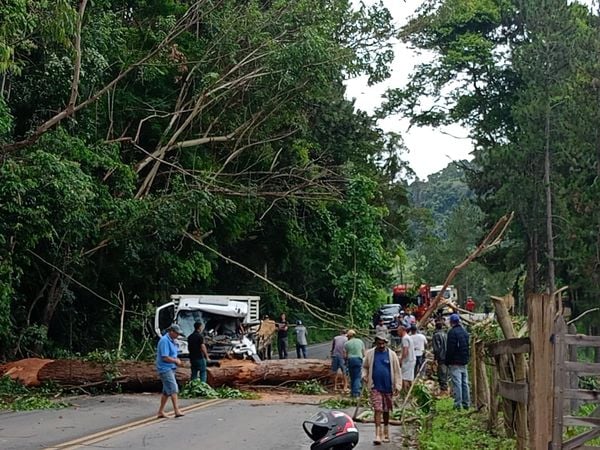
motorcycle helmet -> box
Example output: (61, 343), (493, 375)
(302, 410), (359, 450)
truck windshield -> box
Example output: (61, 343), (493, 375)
(176, 311), (242, 337)
(177, 310), (206, 337)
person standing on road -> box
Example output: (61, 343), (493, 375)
(432, 319), (449, 393)
(156, 324), (185, 418)
(374, 318), (389, 342)
(410, 324), (427, 378)
(389, 315), (401, 349)
(188, 321), (209, 383)
(295, 320), (308, 358)
(398, 322), (416, 392)
(330, 329), (348, 392)
(343, 329), (365, 398)
(362, 332), (402, 445)
(277, 313), (289, 359)
(446, 313), (471, 409)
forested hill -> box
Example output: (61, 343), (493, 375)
(408, 162), (472, 234)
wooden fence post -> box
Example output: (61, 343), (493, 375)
(528, 293), (555, 450)
(493, 296), (528, 447)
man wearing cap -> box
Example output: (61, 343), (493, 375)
(295, 320), (308, 359)
(362, 332), (402, 445)
(156, 324), (185, 418)
(446, 313), (470, 409)
(343, 329), (365, 398)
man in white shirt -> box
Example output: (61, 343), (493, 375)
(410, 324), (428, 378)
(398, 323), (416, 391)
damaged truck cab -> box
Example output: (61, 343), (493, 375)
(155, 294), (261, 360)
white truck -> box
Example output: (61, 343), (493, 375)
(155, 294), (261, 360)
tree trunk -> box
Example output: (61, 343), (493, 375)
(207, 359), (331, 387)
(2, 358), (332, 391)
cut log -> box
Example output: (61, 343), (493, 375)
(207, 358), (331, 387)
(2, 358), (332, 391)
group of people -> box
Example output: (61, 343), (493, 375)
(273, 313), (309, 359)
(154, 310), (471, 444)
(432, 313), (471, 410)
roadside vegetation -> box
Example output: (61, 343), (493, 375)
(180, 380), (258, 400)
(0, 376), (68, 411)
(419, 398), (515, 450)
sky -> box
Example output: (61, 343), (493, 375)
(344, 0), (474, 180)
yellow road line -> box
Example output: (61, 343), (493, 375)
(45, 399), (226, 450)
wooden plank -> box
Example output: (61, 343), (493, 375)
(498, 379), (528, 403)
(488, 357), (498, 432)
(564, 415), (600, 427)
(564, 361), (600, 376)
(552, 316), (567, 450)
(563, 389), (600, 402)
(563, 427), (600, 450)
(565, 335), (600, 348)
(488, 338), (531, 357)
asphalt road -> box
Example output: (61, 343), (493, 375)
(0, 394), (405, 450)
(0, 341), (407, 450)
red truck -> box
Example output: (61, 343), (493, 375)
(391, 284), (432, 319)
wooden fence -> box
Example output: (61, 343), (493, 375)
(551, 316), (600, 450)
(482, 293), (600, 449)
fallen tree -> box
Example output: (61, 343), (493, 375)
(207, 359), (331, 387)
(1, 358), (331, 391)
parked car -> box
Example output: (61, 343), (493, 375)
(376, 304), (403, 328)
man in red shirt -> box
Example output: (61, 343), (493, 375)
(465, 297), (476, 312)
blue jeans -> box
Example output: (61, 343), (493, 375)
(190, 358), (207, 383)
(296, 344), (307, 358)
(449, 364), (470, 409)
(347, 357), (363, 397)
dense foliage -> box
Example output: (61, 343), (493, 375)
(0, 0), (408, 359)
(388, 0), (600, 330)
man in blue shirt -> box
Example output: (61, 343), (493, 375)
(362, 332), (402, 445)
(156, 324), (185, 418)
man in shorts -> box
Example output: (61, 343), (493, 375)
(399, 322), (416, 391)
(156, 324), (185, 418)
(362, 332), (402, 445)
(330, 329), (348, 392)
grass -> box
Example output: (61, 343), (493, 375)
(419, 398), (515, 450)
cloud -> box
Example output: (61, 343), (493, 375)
(344, 0), (473, 179)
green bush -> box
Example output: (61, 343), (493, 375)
(180, 380), (258, 399)
(293, 380), (327, 395)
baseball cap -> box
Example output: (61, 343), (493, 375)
(347, 329), (356, 337)
(167, 324), (184, 335)
(450, 313), (460, 323)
